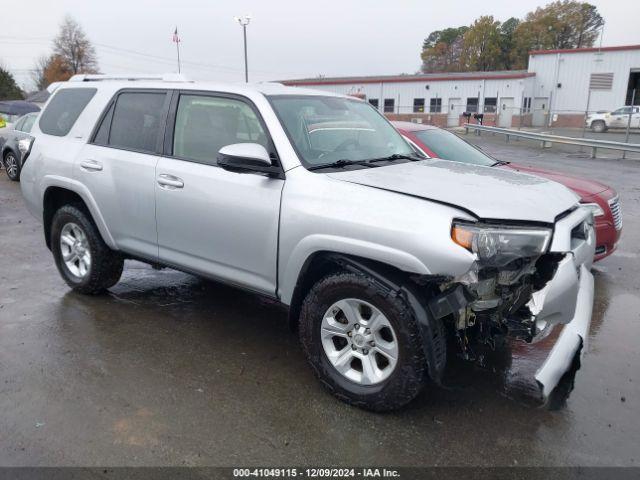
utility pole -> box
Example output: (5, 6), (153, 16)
(234, 15), (251, 83)
(623, 89), (636, 159)
(582, 88), (592, 138)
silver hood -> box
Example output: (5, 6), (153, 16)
(327, 159), (579, 223)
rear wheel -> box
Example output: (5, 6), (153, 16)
(299, 272), (428, 411)
(51, 204), (124, 294)
(3, 151), (20, 181)
(591, 120), (607, 133)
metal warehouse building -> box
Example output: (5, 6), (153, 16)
(282, 45), (640, 129)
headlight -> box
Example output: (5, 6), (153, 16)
(581, 202), (604, 217)
(451, 221), (552, 267)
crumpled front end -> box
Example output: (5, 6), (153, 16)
(429, 206), (596, 402)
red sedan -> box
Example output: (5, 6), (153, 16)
(393, 121), (622, 261)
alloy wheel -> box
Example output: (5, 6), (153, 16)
(320, 298), (398, 385)
(4, 154), (18, 178)
(59, 222), (92, 279)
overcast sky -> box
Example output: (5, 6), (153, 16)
(2, 0), (639, 90)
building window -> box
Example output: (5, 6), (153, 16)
(384, 98), (395, 113)
(429, 98), (442, 113)
(484, 97), (497, 113)
(413, 98), (425, 113)
(523, 97), (532, 113)
(466, 98), (479, 113)
(368, 98), (379, 109)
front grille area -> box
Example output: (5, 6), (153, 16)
(609, 196), (622, 231)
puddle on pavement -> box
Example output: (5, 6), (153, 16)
(77, 261), (594, 411)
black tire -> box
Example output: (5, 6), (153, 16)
(299, 272), (428, 411)
(51, 204), (124, 294)
(591, 120), (607, 133)
(3, 151), (20, 181)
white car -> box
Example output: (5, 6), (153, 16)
(586, 106), (640, 133)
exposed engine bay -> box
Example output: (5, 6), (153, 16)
(430, 211), (595, 363)
(441, 253), (563, 360)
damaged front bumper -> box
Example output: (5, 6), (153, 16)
(534, 263), (594, 398)
(431, 206), (596, 402)
(533, 207), (596, 399)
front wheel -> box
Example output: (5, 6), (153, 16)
(3, 151), (20, 181)
(51, 204), (124, 294)
(299, 272), (429, 411)
(591, 120), (607, 133)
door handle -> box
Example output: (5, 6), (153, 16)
(80, 159), (103, 171)
(157, 174), (184, 189)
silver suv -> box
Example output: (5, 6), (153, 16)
(21, 74), (595, 411)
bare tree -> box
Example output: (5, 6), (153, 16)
(31, 55), (51, 91)
(52, 15), (99, 75)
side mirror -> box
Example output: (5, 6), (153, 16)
(217, 143), (281, 177)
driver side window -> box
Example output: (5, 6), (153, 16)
(173, 94), (268, 166)
(613, 107), (631, 116)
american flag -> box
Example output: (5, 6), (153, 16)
(172, 27), (180, 43)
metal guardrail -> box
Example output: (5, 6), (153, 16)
(464, 124), (640, 158)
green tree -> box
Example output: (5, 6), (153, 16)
(419, 1), (603, 72)
(460, 16), (502, 71)
(499, 17), (520, 70)
(420, 26), (468, 72)
(560, 1), (603, 47)
(0, 66), (23, 100)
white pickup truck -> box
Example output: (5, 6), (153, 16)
(587, 106), (640, 132)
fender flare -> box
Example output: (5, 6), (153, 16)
(2, 146), (16, 160)
(42, 175), (117, 249)
(279, 234), (431, 306)
(290, 252), (447, 383)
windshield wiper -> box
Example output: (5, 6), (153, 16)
(307, 153), (423, 171)
(307, 159), (378, 171)
(367, 153), (424, 164)
(491, 160), (510, 166)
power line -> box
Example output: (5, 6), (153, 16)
(0, 35), (304, 77)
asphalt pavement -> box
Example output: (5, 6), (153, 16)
(0, 141), (638, 466)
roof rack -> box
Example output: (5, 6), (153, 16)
(68, 73), (191, 83)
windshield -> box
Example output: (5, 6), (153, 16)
(269, 95), (414, 168)
(413, 129), (497, 167)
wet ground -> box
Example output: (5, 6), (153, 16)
(0, 140), (639, 466)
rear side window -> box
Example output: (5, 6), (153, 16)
(108, 92), (166, 153)
(39, 88), (96, 136)
(13, 116), (26, 131)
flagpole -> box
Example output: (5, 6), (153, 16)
(176, 40), (181, 74)
(174, 27), (182, 74)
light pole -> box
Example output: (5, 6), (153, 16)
(234, 15), (251, 83)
